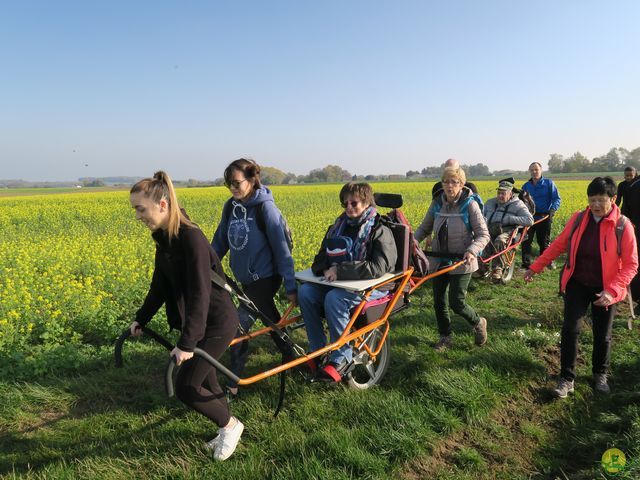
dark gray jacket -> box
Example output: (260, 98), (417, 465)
(311, 215), (397, 280)
(483, 196), (534, 228)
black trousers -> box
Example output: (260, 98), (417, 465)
(228, 276), (285, 388)
(631, 227), (640, 302)
(174, 318), (238, 427)
(432, 272), (480, 336)
(522, 216), (552, 267)
(560, 279), (615, 381)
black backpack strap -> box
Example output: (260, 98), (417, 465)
(615, 215), (629, 256)
(209, 269), (304, 357)
(565, 211), (585, 269)
(210, 268), (296, 418)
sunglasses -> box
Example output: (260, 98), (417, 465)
(225, 179), (248, 189)
(341, 200), (361, 208)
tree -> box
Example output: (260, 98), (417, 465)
(627, 147), (640, 169)
(260, 166), (287, 185)
(82, 178), (105, 187)
(420, 166), (441, 177)
(592, 147), (629, 172)
(406, 170), (421, 178)
(547, 153), (564, 173)
(563, 152), (590, 173)
(282, 172), (298, 184)
(465, 163), (491, 177)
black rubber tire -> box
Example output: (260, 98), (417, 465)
(346, 327), (390, 390)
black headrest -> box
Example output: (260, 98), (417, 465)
(374, 193), (403, 209)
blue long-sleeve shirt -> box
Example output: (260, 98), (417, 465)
(522, 176), (561, 218)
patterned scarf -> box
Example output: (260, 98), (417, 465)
(327, 206), (378, 261)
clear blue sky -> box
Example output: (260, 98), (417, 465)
(1, 1), (638, 181)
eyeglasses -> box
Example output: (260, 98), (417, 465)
(588, 198), (612, 205)
(225, 179), (248, 189)
(442, 180), (461, 186)
(341, 200), (361, 208)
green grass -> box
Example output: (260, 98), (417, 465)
(2, 261), (639, 479)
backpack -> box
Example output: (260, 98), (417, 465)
(385, 208), (430, 276)
(222, 199), (294, 252)
(432, 189), (484, 232)
(513, 187), (535, 216)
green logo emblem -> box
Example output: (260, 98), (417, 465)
(601, 448), (626, 474)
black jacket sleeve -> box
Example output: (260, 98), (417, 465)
(134, 250), (167, 327)
(176, 228), (214, 352)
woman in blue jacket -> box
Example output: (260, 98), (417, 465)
(211, 159), (296, 399)
(521, 162), (562, 269)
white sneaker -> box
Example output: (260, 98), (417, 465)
(205, 433), (221, 451)
(213, 417), (244, 461)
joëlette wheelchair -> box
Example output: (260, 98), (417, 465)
(475, 215), (549, 284)
(115, 193), (424, 413)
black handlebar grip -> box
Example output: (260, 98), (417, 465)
(114, 326), (174, 368)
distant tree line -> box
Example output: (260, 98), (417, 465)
(4, 147), (637, 190)
(209, 162), (494, 186)
(547, 146), (640, 173)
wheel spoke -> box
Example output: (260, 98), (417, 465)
(365, 362), (376, 379)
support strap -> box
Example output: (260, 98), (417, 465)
(209, 269), (305, 357)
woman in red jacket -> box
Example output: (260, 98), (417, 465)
(128, 171), (243, 461)
(524, 177), (638, 398)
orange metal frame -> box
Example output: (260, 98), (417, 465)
(478, 214), (549, 266)
(232, 268), (414, 386)
(228, 215), (551, 387)
(408, 215), (549, 290)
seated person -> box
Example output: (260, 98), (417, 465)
(483, 179), (534, 281)
(297, 182), (397, 381)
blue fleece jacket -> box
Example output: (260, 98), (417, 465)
(212, 186), (296, 293)
(522, 176), (561, 218)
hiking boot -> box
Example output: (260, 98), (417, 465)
(473, 317), (487, 346)
(490, 267), (503, 282)
(593, 373), (610, 394)
(213, 417), (244, 461)
(552, 378), (574, 398)
(434, 335), (453, 352)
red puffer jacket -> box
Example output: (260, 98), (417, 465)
(530, 204), (638, 303)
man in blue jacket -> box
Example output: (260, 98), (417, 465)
(521, 162), (561, 269)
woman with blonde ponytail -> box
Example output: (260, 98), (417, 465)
(129, 171), (244, 461)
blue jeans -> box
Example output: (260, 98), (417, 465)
(298, 282), (385, 366)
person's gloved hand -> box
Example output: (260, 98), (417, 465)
(548, 208), (556, 219)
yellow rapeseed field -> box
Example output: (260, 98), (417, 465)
(0, 180), (593, 375)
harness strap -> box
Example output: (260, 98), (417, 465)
(210, 269), (305, 357)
